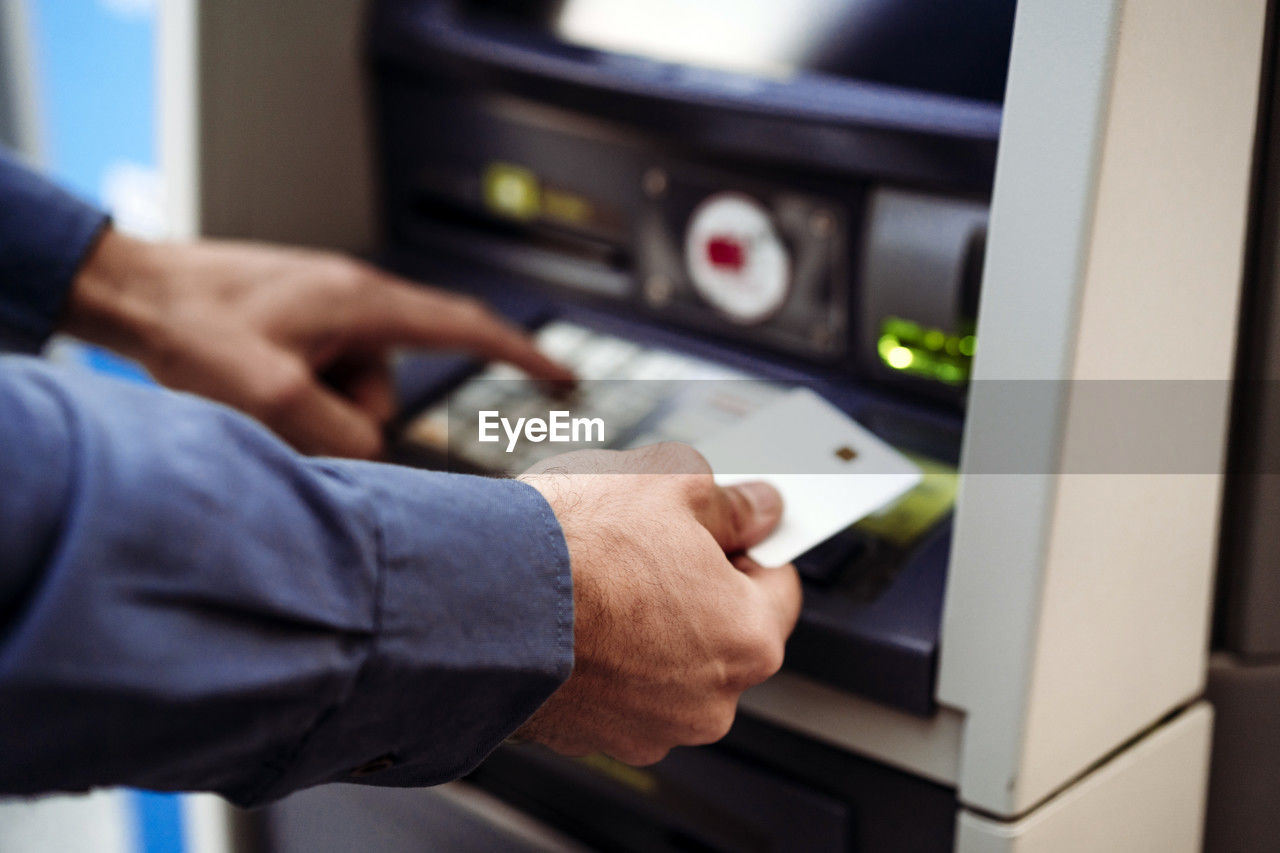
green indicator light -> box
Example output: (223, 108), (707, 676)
(878, 317), (976, 384)
(883, 316), (922, 340)
(886, 346), (915, 370)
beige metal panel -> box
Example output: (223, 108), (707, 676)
(1016, 472), (1225, 808)
(183, 0), (376, 249)
(1069, 3), (1261, 383)
(741, 672), (963, 787)
(158, 0), (198, 239)
(1015, 0), (1264, 812)
(955, 703), (1212, 853)
(942, 0), (1266, 817)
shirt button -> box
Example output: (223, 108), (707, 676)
(349, 754), (397, 778)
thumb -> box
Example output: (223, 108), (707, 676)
(699, 480), (784, 554)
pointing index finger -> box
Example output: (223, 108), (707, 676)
(355, 276), (577, 383)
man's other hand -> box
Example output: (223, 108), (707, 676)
(516, 443), (803, 766)
(64, 227), (574, 458)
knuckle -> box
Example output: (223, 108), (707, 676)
(726, 622), (785, 688)
(688, 707), (736, 745)
(680, 474), (717, 504)
(756, 638), (786, 680)
(746, 635), (786, 684)
(255, 361), (312, 415)
(712, 656), (740, 692)
(722, 664), (757, 692)
(644, 442), (712, 476)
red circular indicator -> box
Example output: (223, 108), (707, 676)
(685, 193), (790, 324)
(706, 235), (748, 273)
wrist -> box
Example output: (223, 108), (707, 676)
(63, 227), (172, 360)
(518, 474), (579, 569)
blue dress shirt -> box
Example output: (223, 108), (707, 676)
(0, 150), (573, 806)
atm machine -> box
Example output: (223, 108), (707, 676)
(165, 1), (1270, 850)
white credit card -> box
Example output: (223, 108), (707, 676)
(695, 388), (922, 567)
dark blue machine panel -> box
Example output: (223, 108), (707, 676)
(389, 260), (958, 717)
(373, 0), (1007, 719)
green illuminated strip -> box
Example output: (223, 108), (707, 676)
(877, 316), (975, 385)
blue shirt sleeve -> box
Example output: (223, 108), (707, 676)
(0, 149), (110, 352)
(0, 356), (573, 806)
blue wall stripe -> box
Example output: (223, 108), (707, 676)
(130, 791), (186, 853)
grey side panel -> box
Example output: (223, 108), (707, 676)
(1204, 655), (1280, 853)
(0, 0), (41, 158)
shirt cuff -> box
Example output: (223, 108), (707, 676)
(243, 465), (573, 805)
(0, 149), (110, 352)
